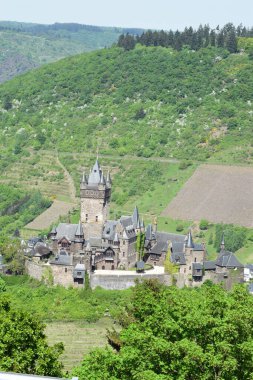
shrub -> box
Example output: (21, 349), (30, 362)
(199, 219), (209, 230)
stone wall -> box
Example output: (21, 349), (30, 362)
(50, 264), (75, 287)
(90, 273), (172, 290)
(25, 259), (45, 281)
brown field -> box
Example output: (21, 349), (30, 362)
(162, 164), (253, 228)
(25, 200), (76, 230)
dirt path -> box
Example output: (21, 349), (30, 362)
(25, 153), (78, 231)
(55, 153), (78, 204)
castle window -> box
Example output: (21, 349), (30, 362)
(123, 240), (125, 245)
(194, 257), (197, 262)
(189, 266), (191, 270)
(95, 216), (98, 222)
(86, 214), (88, 222)
(65, 268), (67, 273)
(62, 242), (68, 248)
(123, 252), (125, 257)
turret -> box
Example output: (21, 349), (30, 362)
(220, 233), (225, 251)
(80, 158), (111, 239)
(186, 229), (194, 249)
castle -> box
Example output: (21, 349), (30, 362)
(27, 158), (244, 288)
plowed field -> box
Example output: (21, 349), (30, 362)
(162, 164), (253, 228)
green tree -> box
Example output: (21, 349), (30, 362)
(72, 280), (253, 380)
(0, 296), (63, 376)
(136, 231), (145, 261)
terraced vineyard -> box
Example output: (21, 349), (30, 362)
(46, 319), (116, 371)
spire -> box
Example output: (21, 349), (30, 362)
(51, 226), (57, 235)
(186, 229), (194, 249)
(132, 206), (140, 228)
(113, 232), (119, 244)
(81, 172), (87, 183)
(86, 241), (92, 251)
(145, 224), (153, 240)
(75, 220), (84, 237)
(106, 171), (112, 185)
(140, 218), (145, 229)
(136, 217), (141, 230)
(99, 171), (106, 185)
(88, 159), (102, 185)
(220, 232), (225, 251)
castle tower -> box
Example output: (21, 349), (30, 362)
(80, 159), (111, 239)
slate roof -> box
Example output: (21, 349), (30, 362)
(120, 216), (133, 229)
(74, 263), (85, 271)
(192, 262), (203, 270)
(216, 252), (244, 268)
(186, 230), (194, 248)
(34, 242), (51, 256)
(132, 206), (140, 228)
(55, 223), (79, 241)
(203, 260), (216, 270)
(89, 237), (102, 248)
(171, 251), (186, 265)
(75, 221), (84, 237)
(51, 250), (72, 265)
(102, 220), (117, 240)
(136, 261), (145, 270)
(88, 159), (102, 185)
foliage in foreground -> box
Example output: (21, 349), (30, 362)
(73, 279), (253, 380)
(3, 275), (130, 322)
(0, 293), (63, 376)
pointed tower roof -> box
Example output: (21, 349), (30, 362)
(51, 226), (57, 235)
(140, 218), (145, 229)
(132, 206), (140, 228)
(88, 159), (102, 185)
(146, 224), (153, 240)
(113, 232), (119, 243)
(220, 232), (225, 251)
(186, 229), (194, 249)
(99, 172), (106, 185)
(86, 241), (92, 251)
(75, 221), (84, 237)
(136, 217), (141, 229)
(81, 172), (87, 183)
(106, 171), (112, 185)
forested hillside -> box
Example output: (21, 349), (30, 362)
(0, 21), (143, 82)
(0, 44), (252, 164)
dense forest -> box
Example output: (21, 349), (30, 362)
(117, 23), (253, 53)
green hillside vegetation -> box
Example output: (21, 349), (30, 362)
(0, 21), (143, 83)
(0, 184), (51, 237)
(0, 45), (252, 164)
(3, 275), (130, 322)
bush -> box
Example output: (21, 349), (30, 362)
(199, 219), (209, 230)
(176, 224), (184, 232)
